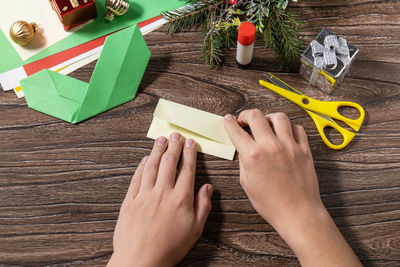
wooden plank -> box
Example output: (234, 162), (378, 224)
(0, 0), (399, 265)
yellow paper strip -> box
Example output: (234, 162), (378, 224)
(147, 99), (236, 160)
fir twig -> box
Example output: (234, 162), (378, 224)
(203, 0), (242, 43)
(201, 24), (224, 66)
(263, 5), (303, 70)
(162, 3), (209, 35)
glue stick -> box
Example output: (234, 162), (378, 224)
(236, 22), (256, 68)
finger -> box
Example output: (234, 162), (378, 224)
(264, 115), (276, 135)
(237, 109), (276, 142)
(126, 156), (148, 200)
(265, 113), (294, 143)
(223, 114), (255, 153)
(194, 184), (213, 227)
(141, 136), (168, 191)
(155, 132), (184, 189)
(175, 139), (197, 194)
(292, 124), (310, 148)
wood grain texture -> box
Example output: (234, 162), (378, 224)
(0, 0), (399, 266)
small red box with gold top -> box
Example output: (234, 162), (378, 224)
(50, 0), (97, 30)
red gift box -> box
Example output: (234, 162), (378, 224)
(50, 0), (97, 30)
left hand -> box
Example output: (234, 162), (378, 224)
(107, 133), (213, 267)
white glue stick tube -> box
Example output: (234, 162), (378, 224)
(236, 22), (256, 68)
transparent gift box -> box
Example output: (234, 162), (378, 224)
(299, 29), (359, 94)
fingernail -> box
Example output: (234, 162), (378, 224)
(171, 132), (180, 142)
(224, 114), (234, 120)
(185, 139), (194, 147)
(141, 156), (149, 165)
(206, 185), (213, 199)
(156, 136), (167, 146)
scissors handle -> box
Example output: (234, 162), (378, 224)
(259, 79), (365, 132)
(310, 99), (365, 132)
(306, 110), (356, 150)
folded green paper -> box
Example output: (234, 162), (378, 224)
(20, 25), (150, 123)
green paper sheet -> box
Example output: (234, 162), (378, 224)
(0, 30), (23, 73)
(0, 0), (185, 73)
(20, 25), (150, 123)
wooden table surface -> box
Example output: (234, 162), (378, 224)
(1, 1), (399, 266)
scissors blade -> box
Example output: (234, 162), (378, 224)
(308, 110), (335, 123)
(262, 74), (335, 123)
(263, 72), (303, 95)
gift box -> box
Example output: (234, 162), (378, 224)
(50, 0), (97, 30)
(299, 29), (358, 94)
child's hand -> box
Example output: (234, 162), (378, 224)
(223, 110), (362, 267)
(108, 133), (213, 267)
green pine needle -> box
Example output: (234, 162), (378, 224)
(201, 25), (224, 66)
(263, 6), (304, 70)
(162, 3), (208, 35)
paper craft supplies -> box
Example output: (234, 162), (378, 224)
(0, 0), (186, 74)
(20, 24), (150, 123)
(147, 99), (236, 160)
(299, 29), (359, 94)
(0, 15), (169, 95)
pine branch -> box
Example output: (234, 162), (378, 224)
(201, 25), (224, 66)
(162, 3), (208, 35)
(203, 0), (241, 41)
(263, 6), (303, 70)
(162, 0), (226, 35)
(166, 8), (205, 24)
(223, 25), (237, 47)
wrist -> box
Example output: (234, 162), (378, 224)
(108, 252), (136, 267)
(271, 202), (332, 247)
(108, 250), (174, 267)
(271, 203), (362, 266)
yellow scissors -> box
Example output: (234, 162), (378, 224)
(259, 72), (365, 150)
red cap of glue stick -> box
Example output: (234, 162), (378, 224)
(238, 22), (256, 46)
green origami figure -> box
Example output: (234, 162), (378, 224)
(20, 25), (151, 123)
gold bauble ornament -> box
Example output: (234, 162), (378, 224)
(104, 0), (129, 22)
(9, 21), (38, 46)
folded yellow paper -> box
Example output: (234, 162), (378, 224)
(147, 99), (236, 160)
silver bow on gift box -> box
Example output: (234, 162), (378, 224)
(309, 35), (351, 85)
(299, 29), (358, 94)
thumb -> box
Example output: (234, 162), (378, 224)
(194, 184), (213, 227)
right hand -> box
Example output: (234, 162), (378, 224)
(223, 110), (362, 267)
(223, 110), (324, 232)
